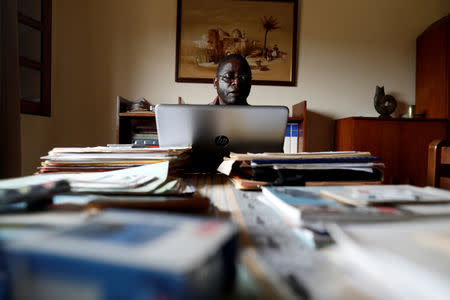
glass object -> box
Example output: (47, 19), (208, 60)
(18, 23), (41, 62)
(408, 105), (416, 118)
(19, 66), (41, 103)
(219, 73), (251, 83)
(18, 0), (42, 21)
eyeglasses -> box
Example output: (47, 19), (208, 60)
(218, 73), (251, 83)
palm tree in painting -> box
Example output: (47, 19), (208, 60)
(260, 16), (279, 55)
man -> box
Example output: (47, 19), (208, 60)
(210, 54), (252, 105)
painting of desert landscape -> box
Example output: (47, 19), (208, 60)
(176, 0), (297, 85)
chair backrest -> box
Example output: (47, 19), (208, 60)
(427, 139), (450, 189)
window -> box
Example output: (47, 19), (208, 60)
(17, 0), (51, 116)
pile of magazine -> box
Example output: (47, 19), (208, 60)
(38, 145), (193, 173)
(0, 161), (209, 213)
(218, 151), (384, 190)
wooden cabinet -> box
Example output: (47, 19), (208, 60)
(115, 97), (157, 145)
(415, 15), (450, 123)
(116, 97), (307, 152)
(335, 117), (447, 186)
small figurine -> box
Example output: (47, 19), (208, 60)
(374, 86), (397, 117)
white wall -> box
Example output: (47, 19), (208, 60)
(20, 0), (450, 175)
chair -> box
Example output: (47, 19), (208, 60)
(427, 139), (450, 189)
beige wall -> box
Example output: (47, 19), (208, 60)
(20, 0), (450, 175)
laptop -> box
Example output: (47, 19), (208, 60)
(155, 104), (289, 155)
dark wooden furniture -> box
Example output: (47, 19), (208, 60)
(415, 15), (450, 133)
(18, 0), (52, 116)
(115, 96), (156, 144)
(335, 117), (448, 186)
(116, 97), (308, 152)
(427, 139), (450, 189)
(291, 101), (307, 152)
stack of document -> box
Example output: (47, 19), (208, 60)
(51, 162), (208, 212)
(218, 151), (384, 189)
(3, 161), (174, 195)
(0, 162), (208, 213)
(38, 145), (192, 173)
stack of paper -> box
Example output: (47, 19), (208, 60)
(2, 161), (172, 195)
(38, 145), (192, 173)
(218, 151), (384, 189)
(0, 162), (208, 213)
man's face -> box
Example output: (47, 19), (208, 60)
(214, 57), (251, 105)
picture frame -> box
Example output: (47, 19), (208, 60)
(175, 0), (298, 86)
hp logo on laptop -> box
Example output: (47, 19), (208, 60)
(215, 135), (229, 147)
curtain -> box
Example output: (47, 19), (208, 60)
(0, 0), (21, 178)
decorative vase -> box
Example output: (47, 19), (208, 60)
(374, 85), (397, 117)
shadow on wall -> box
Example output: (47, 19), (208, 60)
(389, 92), (413, 118)
(305, 111), (335, 152)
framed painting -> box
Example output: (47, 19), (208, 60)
(175, 0), (298, 86)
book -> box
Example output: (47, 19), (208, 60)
(260, 185), (450, 249)
(283, 124), (291, 153)
(3, 210), (239, 300)
(131, 138), (159, 146)
(131, 133), (159, 146)
(47, 146), (190, 154)
(228, 175), (381, 191)
(290, 123), (298, 154)
(251, 165), (383, 183)
(52, 193), (210, 213)
(260, 186), (408, 227)
(38, 167), (123, 173)
(320, 185), (450, 206)
(251, 156), (381, 165)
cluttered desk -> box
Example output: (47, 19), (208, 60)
(1, 144), (450, 300)
(2, 100), (450, 299)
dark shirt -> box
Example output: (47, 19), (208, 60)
(209, 96), (249, 105)
(209, 96), (220, 105)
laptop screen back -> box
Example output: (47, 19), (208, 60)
(155, 104), (289, 154)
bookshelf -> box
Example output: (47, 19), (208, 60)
(115, 97), (307, 152)
(115, 96), (157, 145)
